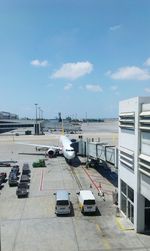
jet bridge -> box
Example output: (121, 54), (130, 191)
(78, 137), (118, 170)
(86, 142), (118, 168)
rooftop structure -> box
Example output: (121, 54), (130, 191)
(0, 111), (18, 120)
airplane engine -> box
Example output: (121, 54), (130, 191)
(46, 149), (56, 158)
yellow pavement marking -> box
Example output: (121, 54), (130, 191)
(96, 224), (102, 233)
(96, 224), (111, 250)
(103, 238), (111, 250)
(115, 218), (134, 231)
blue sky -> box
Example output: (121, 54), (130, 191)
(0, 0), (150, 119)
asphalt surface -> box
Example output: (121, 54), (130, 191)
(0, 124), (150, 251)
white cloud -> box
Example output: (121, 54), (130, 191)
(110, 85), (118, 91)
(144, 88), (150, 93)
(107, 66), (150, 80)
(64, 83), (73, 90)
(86, 84), (103, 93)
(51, 61), (93, 80)
(31, 59), (48, 67)
(144, 57), (150, 66)
(110, 24), (121, 31)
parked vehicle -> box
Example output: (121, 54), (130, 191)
(16, 182), (29, 198)
(54, 190), (71, 215)
(20, 175), (30, 183)
(77, 190), (97, 213)
(0, 177), (3, 187)
(22, 163), (30, 175)
(0, 162), (11, 167)
(9, 173), (18, 186)
(11, 165), (20, 176)
(0, 172), (7, 182)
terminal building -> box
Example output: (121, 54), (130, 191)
(0, 118), (43, 134)
(0, 111), (44, 134)
(0, 111), (18, 120)
(0, 111), (81, 135)
(118, 96), (150, 233)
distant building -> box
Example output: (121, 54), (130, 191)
(118, 96), (150, 233)
(0, 118), (43, 134)
(0, 111), (18, 120)
(0, 116), (81, 134)
(42, 119), (81, 133)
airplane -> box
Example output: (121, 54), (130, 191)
(17, 134), (76, 161)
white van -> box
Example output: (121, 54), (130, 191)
(77, 190), (97, 213)
(54, 190), (71, 215)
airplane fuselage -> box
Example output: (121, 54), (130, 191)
(17, 135), (75, 161)
(59, 135), (75, 160)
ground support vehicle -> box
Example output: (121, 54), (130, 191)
(0, 172), (7, 182)
(11, 165), (20, 175)
(54, 190), (71, 215)
(8, 173), (18, 186)
(0, 162), (11, 167)
(16, 182), (29, 198)
(22, 163), (30, 176)
(77, 190), (97, 213)
(0, 177), (3, 187)
(20, 175), (30, 183)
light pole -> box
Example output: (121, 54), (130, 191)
(35, 103), (38, 135)
(38, 107), (41, 120)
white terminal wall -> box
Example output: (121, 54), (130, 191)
(118, 96), (150, 232)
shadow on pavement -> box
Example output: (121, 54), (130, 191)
(94, 162), (118, 188)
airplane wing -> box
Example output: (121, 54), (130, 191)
(16, 142), (62, 150)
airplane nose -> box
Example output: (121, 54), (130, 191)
(68, 151), (75, 159)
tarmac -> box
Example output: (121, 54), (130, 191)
(0, 122), (150, 251)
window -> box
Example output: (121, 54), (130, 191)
(121, 180), (126, 195)
(120, 180), (134, 224)
(56, 200), (69, 206)
(145, 198), (150, 208)
(121, 194), (127, 214)
(84, 200), (96, 205)
(128, 186), (134, 202)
